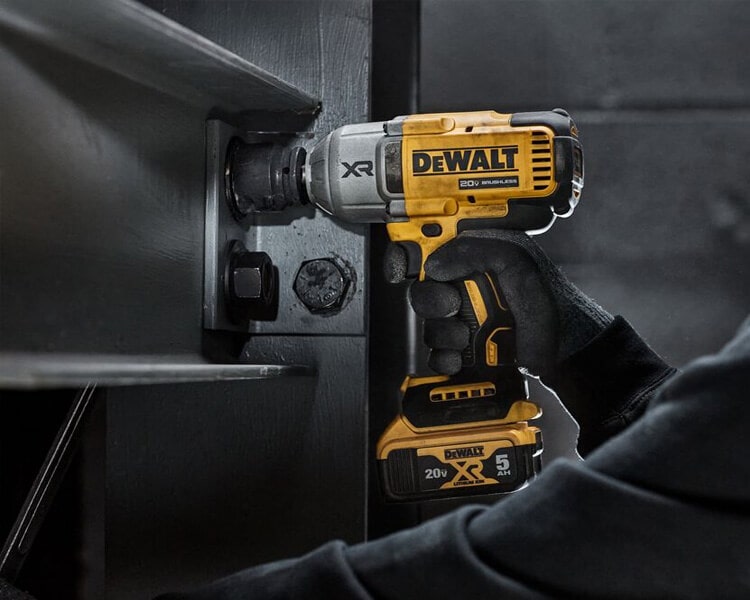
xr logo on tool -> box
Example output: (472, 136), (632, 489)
(341, 160), (374, 177)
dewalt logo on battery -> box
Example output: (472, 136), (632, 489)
(411, 146), (519, 176)
(444, 446), (484, 460)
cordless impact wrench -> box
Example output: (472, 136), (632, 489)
(227, 109), (584, 501)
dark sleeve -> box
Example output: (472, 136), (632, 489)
(542, 315), (677, 456)
(158, 317), (750, 600)
(154, 544), (372, 600)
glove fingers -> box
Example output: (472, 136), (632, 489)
(424, 318), (470, 350)
(409, 281), (461, 319)
(428, 349), (463, 376)
(423, 232), (539, 283)
(407, 230), (562, 376)
(383, 242), (408, 284)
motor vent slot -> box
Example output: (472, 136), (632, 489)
(530, 130), (553, 191)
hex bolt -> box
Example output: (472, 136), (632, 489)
(294, 258), (351, 314)
(224, 240), (276, 322)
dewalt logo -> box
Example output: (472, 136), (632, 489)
(444, 446), (484, 460)
(411, 146), (519, 176)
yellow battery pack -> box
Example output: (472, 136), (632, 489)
(377, 414), (542, 502)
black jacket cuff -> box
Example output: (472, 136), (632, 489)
(542, 316), (676, 456)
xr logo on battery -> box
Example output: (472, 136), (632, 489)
(451, 460), (485, 487)
(341, 161), (374, 177)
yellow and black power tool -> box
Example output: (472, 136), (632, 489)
(228, 109), (583, 501)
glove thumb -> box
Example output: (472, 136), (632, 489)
(382, 242), (409, 284)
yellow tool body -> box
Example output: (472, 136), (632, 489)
(303, 109), (583, 501)
(388, 110), (581, 278)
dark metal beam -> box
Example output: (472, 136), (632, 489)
(0, 0), (320, 114)
(0, 354), (313, 389)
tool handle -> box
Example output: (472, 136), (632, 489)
(456, 272), (514, 369)
(377, 272), (541, 502)
(400, 272), (529, 429)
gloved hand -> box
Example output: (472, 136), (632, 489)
(386, 229), (614, 380)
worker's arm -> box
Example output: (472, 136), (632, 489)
(157, 314), (750, 599)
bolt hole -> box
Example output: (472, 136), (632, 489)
(468, 195), (476, 203)
(465, 126), (473, 132)
(282, 166), (290, 174)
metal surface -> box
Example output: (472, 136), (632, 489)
(143, 0), (370, 135)
(0, 354), (312, 389)
(0, 385), (97, 582)
(0, 28), (206, 355)
(107, 336), (368, 599)
(0, 0), (319, 115)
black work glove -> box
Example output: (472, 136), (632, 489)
(386, 229), (614, 380)
(385, 230), (681, 456)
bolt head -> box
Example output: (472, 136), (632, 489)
(230, 253), (273, 306)
(224, 241), (275, 317)
(294, 258), (350, 313)
(232, 266), (263, 299)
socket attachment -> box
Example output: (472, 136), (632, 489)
(225, 138), (307, 218)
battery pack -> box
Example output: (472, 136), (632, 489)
(377, 416), (542, 502)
